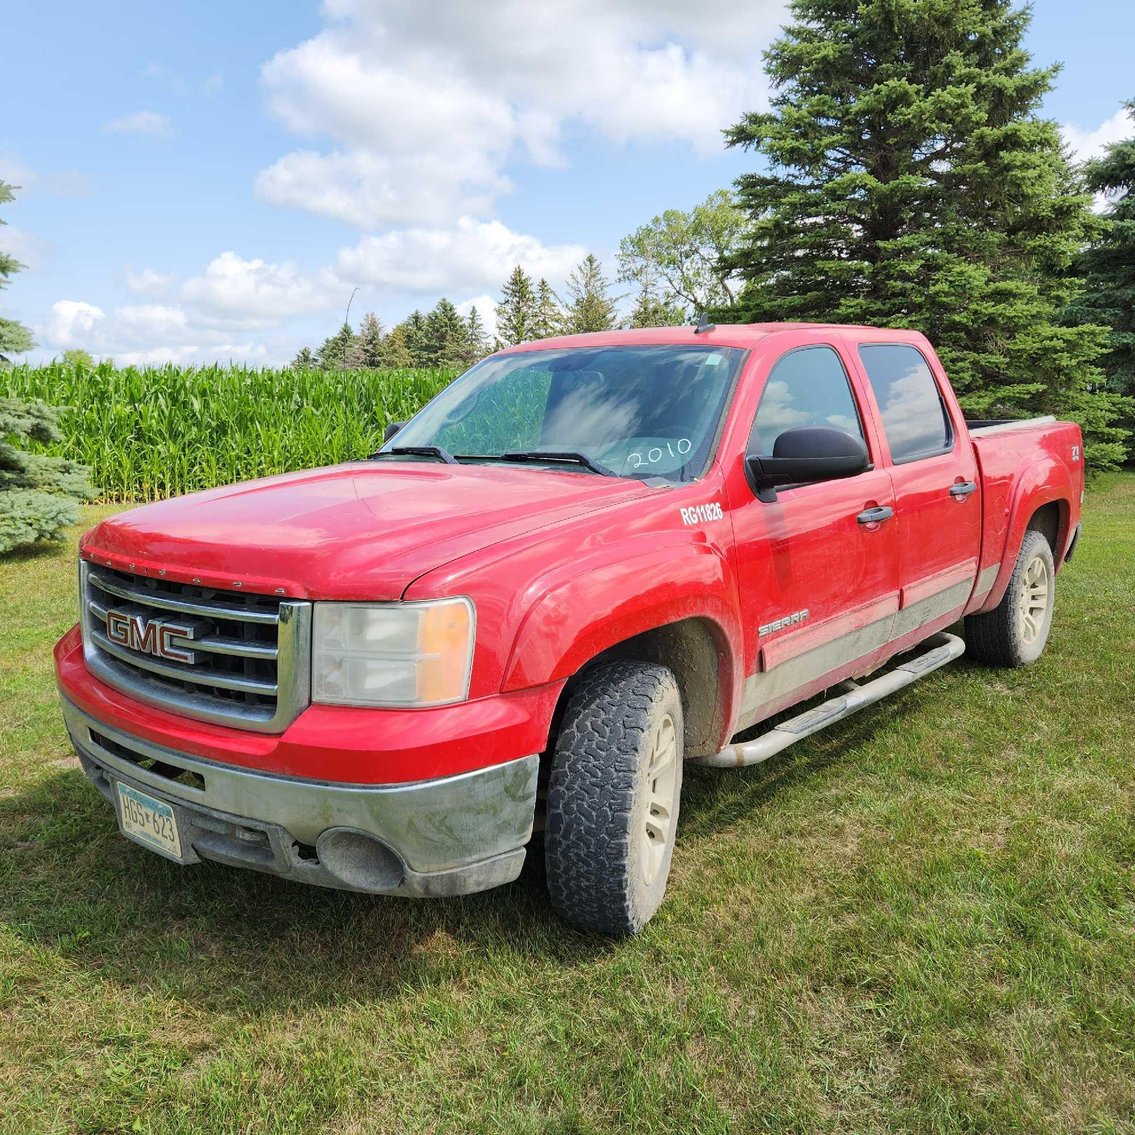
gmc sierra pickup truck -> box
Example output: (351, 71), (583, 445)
(55, 323), (1084, 934)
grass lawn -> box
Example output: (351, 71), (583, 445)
(1, 478), (1133, 1135)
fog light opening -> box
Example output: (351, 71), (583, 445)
(316, 828), (405, 892)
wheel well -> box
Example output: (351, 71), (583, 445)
(1027, 501), (1064, 560)
(554, 618), (728, 758)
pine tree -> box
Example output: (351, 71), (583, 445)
(290, 346), (316, 369)
(563, 254), (619, 334)
(348, 312), (386, 368)
(382, 325), (413, 368)
(532, 278), (564, 339)
(465, 306), (490, 362)
(0, 180), (35, 364)
(495, 266), (537, 346)
(1067, 101), (1135, 455)
(317, 322), (356, 370)
(722, 0), (1125, 468)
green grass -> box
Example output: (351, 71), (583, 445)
(4, 362), (457, 501)
(1, 480), (1133, 1134)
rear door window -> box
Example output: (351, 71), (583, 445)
(858, 344), (953, 463)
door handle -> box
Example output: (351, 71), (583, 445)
(949, 481), (977, 498)
(857, 506), (894, 525)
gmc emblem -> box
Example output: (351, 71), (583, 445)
(105, 609), (202, 664)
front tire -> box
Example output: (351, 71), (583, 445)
(544, 661), (683, 935)
(965, 529), (1056, 667)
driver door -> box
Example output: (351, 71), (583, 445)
(727, 344), (900, 728)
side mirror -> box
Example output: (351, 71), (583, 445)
(746, 427), (869, 500)
(384, 421), (405, 443)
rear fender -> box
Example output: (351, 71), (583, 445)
(977, 456), (1073, 613)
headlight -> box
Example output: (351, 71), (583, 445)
(312, 598), (475, 708)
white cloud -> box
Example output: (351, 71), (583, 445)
(180, 251), (339, 327)
(0, 151), (36, 188)
(43, 300), (106, 347)
(336, 217), (586, 294)
(1063, 108), (1132, 164)
(124, 268), (176, 296)
(103, 111), (173, 137)
(256, 149), (506, 229)
(3, 227), (48, 270)
(258, 0), (784, 228)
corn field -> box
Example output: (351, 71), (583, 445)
(4, 361), (458, 501)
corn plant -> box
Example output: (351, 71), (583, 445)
(2, 361), (457, 501)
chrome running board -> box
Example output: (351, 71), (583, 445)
(692, 632), (966, 769)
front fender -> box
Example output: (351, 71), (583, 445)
(501, 541), (741, 700)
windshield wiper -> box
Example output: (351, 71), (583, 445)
(371, 445), (459, 465)
(500, 450), (617, 477)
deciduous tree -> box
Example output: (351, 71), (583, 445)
(618, 190), (743, 318)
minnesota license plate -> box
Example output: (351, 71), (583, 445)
(116, 782), (183, 859)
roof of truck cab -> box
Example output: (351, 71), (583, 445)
(501, 322), (929, 353)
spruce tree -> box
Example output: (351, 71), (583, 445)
(0, 180), (35, 364)
(722, 0), (1125, 468)
(563, 254), (619, 334)
(424, 298), (471, 368)
(532, 278), (564, 339)
(466, 306), (490, 362)
(348, 312), (386, 368)
(290, 346), (316, 369)
(382, 325), (413, 368)
(1067, 101), (1135, 454)
(495, 266), (537, 346)
(627, 281), (687, 329)
(317, 322), (356, 370)
(1, 398), (95, 554)
(399, 310), (429, 367)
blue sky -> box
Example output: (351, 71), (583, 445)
(2, 0), (1133, 366)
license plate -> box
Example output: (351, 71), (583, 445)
(116, 782), (183, 859)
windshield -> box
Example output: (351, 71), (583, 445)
(381, 344), (745, 481)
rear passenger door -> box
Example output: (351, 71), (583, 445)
(855, 343), (981, 640)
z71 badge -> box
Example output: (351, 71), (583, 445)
(679, 501), (723, 526)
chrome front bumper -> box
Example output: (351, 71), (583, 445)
(61, 698), (539, 897)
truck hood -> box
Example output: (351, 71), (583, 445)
(81, 462), (657, 600)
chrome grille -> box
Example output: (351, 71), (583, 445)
(79, 560), (311, 732)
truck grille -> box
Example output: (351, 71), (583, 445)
(79, 560), (311, 732)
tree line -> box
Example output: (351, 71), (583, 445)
(3, 0), (1135, 552)
(294, 1), (1135, 467)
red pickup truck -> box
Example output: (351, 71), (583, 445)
(54, 323), (1084, 934)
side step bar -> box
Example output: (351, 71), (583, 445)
(692, 632), (966, 769)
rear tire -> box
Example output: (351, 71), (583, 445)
(965, 529), (1056, 667)
(544, 661), (683, 936)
